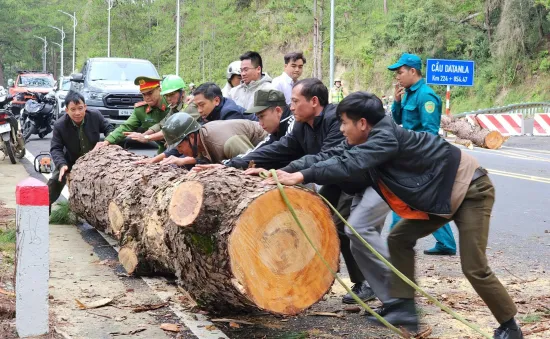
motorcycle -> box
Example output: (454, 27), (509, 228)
(18, 91), (57, 142)
(0, 87), (25, 164)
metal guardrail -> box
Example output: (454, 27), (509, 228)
(455, 102), (550, 118)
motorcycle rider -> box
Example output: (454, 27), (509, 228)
(221, 61), (242, 97)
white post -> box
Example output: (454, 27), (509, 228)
(15, 177), (49, 337)
(48, 25), (66, 76)
(58, 10), (77, 73)
(329, 0), (335, 87)
(446, 85), (451, 116)
(107, 0), (113, 57)
(176, 0), (180, 76)
(34, 36), (48, 72)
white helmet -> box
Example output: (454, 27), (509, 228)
(226, 60), (241, 81)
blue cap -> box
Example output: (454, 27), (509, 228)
(388, 53), (422, 71)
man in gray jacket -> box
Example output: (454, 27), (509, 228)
(229, 51), (274, 110)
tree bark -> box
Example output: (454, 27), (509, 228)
(69, 146), (339, 315)
(441, 115), (506, 149)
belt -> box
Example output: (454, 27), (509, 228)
(471, 167), (488, 182)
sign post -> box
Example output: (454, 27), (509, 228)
(426, 59), (475, 115)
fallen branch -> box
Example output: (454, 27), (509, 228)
(132, 302), (168, 313)
(415, 326), (433, 338)
(523, 326), (549, 336)
(504, 268), (538, 283)
(54, 326), (73, 339)
(86, 310), (112, 319)
(308, 311), (343, 318)
(210, 318), (254, 325)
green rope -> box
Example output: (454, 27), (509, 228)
(265, 170), (492, 339)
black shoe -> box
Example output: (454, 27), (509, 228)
(366, 298), (419, 332)
(494, 327), (524, 339)
(342, 282), (376, 304)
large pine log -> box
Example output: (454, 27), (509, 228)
(441, 115), (506, 149)
(69, 146), (339, 315)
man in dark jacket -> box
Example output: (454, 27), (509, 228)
(49, 91), (114, 210)
(268, 92), (522, 339)
(231, 79), (379, 305)
(193, 82), (255, 124)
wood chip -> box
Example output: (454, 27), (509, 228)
(160, 323), (181, 332)
(109, 328), (146, 336)
(343, 306), (361, 313)
(205, 325), (217, 331)
(229, 322), (240, 328)
(210, 318), (254, 325)
(308, 311), (343, 318)
(0, 288), (15, 298)
(415, 326), (433, 338)
(75, 297), (113, 310)
(132, 302), (168, 313)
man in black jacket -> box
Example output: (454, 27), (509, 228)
(231, 79), (381, 305)
(193, 82), (254, 124)
(49, 91), (114, 210)
(268, 92), (522, 338)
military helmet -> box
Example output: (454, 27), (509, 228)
(226, 60), (242, 81)
(162, 113), (201, 149)
(160, 75), (186, 96)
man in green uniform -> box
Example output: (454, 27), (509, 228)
(329, 79), (346, 104)
(388, 53), (457, 256)
(126, 75), (200, 144)
(96, 76), (170, 153)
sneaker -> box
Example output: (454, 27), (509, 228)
(366, 298), (419, 332)
(494, 327), (524, 339)
(342, 282), (376, 304)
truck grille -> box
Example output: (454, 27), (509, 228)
(103, 94), (142, 109)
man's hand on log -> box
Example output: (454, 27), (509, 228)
(59, 165), (69, 182)
(135, 158), (154, 165)
(242, 167), (268, 177)
(124, 132), (148, 143)
(160, 155), (194, 167)
(94, 140), (110, 150)
(192, 164), (225, 172)
(263, 170), (304, 186)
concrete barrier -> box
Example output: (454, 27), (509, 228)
(473, 113), (550, 136)
(15, 177), (49, 337)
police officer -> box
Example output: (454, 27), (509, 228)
(329, 79), (346, 104)
(388, 53), (457, 255)
(97, 76), (170, 153)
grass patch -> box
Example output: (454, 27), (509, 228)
(519, 313), (542, 324)
(0, 228), (15, 253)
(49, 201), (76, 225)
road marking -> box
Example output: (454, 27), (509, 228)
(24, 148), (228, 339)
(465, 149), (550, 163)
(501, 146), (550, 155)
(487, 168), (550, 184)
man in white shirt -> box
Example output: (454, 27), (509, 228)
(271, 52), (306, 104)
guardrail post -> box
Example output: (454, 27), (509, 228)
(15, 177), (50, 337)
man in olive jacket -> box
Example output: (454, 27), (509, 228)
(49, 91), (114, 210)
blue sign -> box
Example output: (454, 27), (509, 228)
(426, 59), (475, 87)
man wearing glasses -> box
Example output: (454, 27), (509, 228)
(228, 51), (274, 111)
(97, 76), (170, 153)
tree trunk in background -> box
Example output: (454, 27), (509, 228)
(317, 0), (324, 81)
(313, 0), (319, 79)
(441, 116), (506, 149)
(0, 57), (5, 86)
(384, 0), (388, 14)
(69, 146), (340, 315)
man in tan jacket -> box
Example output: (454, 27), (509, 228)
(136, 113), (267, 168)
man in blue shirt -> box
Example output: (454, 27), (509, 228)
(388, 53), (457, 256)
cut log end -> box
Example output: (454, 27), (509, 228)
(119, 246), (139, 275)
(484, 131), (505, 150)
(228, 188), (339, 315)
(108, 201), (124, 234)
(169, 181), (204, 227)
